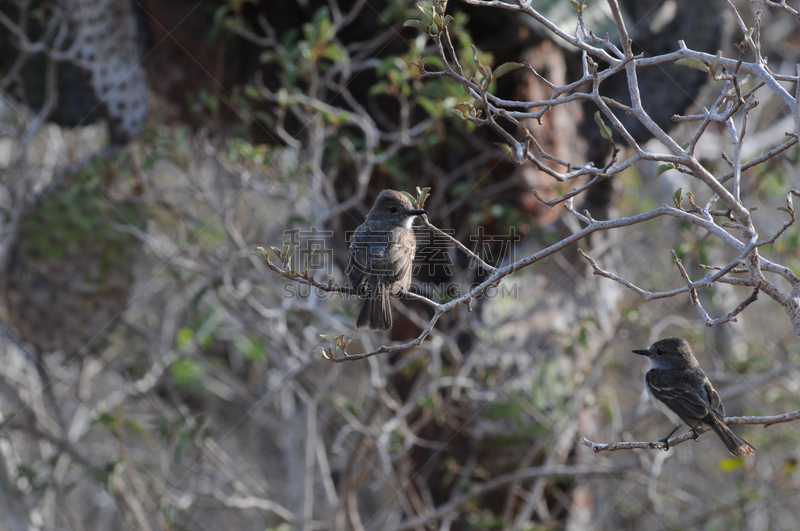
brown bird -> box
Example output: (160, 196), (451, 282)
(347, 190), (426, 330)
(633, 337), (755, 456)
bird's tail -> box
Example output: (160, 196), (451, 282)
(708, 415), (756, 456)
(356, 284), (392, 331)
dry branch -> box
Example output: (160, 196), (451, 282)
(580, 409), (800, 453)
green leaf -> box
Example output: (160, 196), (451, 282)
(416, 2), (434, 25)
(171, 359), (205, 387)
(250, 247), (268, 261)
(254, 111), (275, 128)
(415, 186), (431, 208)
(176, 327), (193, 350)
(569, 0), (586, 12)
(492, 62), (525, 80)
(710, 50), (722, 75)
(403, 19), (428, 32)
(235, 336), (268, 362)
(778, 191), (795, 218)
(276, 88), (289, 107)
(673, 188), (683, 209)
(593, 112), (612, 140)
(400, 191), (416, 206)
(124, 419), (147, 435)
(718, 456), (745, 473)
(321, 43), (346, 63)
(656, 163), (675, 178)
(453, 102), (472, 119)
(319, 333), (338, 344)
(472, 45), (491, 80)
(416, 96), (440, 118)
(243, 84), (260, 100)
(312, 346), (331, 360)
(495, 142), (514, 159)
(676, 57), (710, 73)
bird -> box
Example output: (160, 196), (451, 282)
(632, 337), (756, 456)
(347, 190), (427, 330)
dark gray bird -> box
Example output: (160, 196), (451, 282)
(633, 337), (756, 456)
(347, 190), (426, 330)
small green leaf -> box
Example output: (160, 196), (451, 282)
(243, 84), (260, 99)
(593, 112), (612, 140)
(472, 45), (491, 80)
(676, 57), (710, 73)
(277, 88), (289, 107)
(673, 188), (683, 209)
(400, 191), (416, 206)
(453, 102), (472, 119)
(312, 346), (330, 360)
(778, 192), (795, 219)
(568, 0), (586, 12)
(495, 142), (514, 158)
(171, 359), (204, 387)
(124, 419), (147, 435)
(403, 19), (428, 32)
(451, 108), (467, 121)
(710, 50), (722, 75)
(416, 96), (440, 118)
(319, 333), (338, 344)
(743, 27), (755, 43)
(415, 186), (431, 208)
(492, 62), (525, 80)
(250, 247), (268, 261)
(176, 328), (193, 350)
(656, 163), (675, 179)
(748, 205), (758, 212)
(718, 456), (745, 473)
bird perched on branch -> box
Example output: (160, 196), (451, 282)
(633, 337), (755, 456)
(347, 190), (426, 331)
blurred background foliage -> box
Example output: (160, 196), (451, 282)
(0, 0), (799, 529)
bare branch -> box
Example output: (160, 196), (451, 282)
(581, 409), (800, 453)
(419, 214), (497, 273)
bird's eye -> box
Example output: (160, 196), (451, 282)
(389, 207), (398, 213)
(656, 349), (663, 356)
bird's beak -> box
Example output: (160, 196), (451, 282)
(409, 209), (427, 216)
(631, 348), (650, 357)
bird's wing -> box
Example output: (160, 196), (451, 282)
(387, 227), (416, 292)
(703, 378), (725, 418)
(646, 370), (710, 424)
(347, 225), (371, 286)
